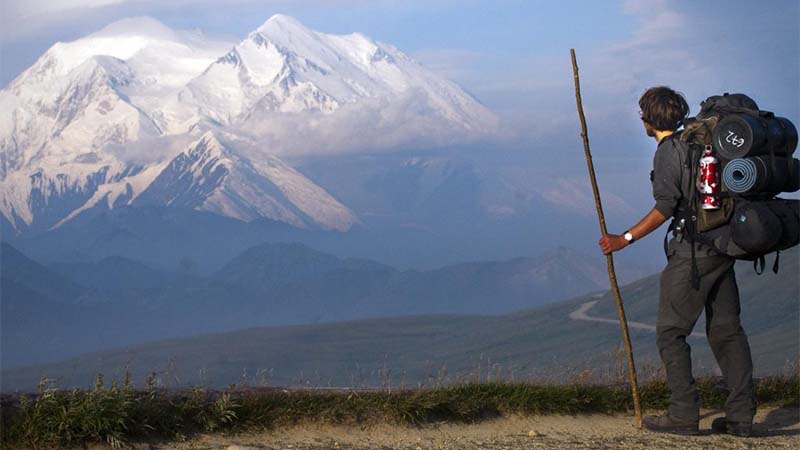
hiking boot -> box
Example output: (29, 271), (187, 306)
(711, 416), (753, 437)
(643, 413), (700, 435)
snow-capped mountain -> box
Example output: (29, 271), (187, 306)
(0, 17), (233, 231)
(164, 14), (497, 133)
(133, 132), (356, 230)
(0, 14), (496, 234)
(0, 17), (231, 175)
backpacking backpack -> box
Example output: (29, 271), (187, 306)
(675, 93), (799, 287)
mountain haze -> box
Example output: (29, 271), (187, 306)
(4, 248), (796, 391)
(1, 242), (608, 369)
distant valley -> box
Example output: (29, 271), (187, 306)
(1, 241), (614, 370)
(3, 246), (796, 391)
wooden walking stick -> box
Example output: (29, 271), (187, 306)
(569, 48), (643, 429)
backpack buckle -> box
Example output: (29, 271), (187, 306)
(674, 218), (686, 242)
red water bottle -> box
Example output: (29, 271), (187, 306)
(699, 145), (720, 210)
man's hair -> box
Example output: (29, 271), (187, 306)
(638, 86), (690, 131)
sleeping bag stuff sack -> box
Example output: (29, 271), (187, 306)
(723, 156), (800, 194)
(730, 198), (800, 254)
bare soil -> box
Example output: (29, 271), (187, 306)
(109, 406), (799, 450)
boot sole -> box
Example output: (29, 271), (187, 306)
(725, 430), (752, 437)
(711, 423), (752, 437)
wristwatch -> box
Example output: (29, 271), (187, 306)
(623, 230), (635, 244)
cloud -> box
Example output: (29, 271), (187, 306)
(0, 1), (301, 46)
(10, 0), (130, 18)
(228, 87), (496, 159)
(585, 1), (796, 146)
(398, 0), (797, 219)
(104, 133), (196, 166)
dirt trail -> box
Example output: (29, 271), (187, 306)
(569, 300), (706, 338)
(119, 407), (799, 450)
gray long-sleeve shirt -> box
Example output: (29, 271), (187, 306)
(652, 135), (687, 218)
(651, 134), (715, 257)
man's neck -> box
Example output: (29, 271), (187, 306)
(655, 129), (675, 143)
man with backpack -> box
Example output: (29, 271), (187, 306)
(598, 86), (756, 437)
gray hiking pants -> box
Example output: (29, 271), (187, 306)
(656, 252), (756, 423)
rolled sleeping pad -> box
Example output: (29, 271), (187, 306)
(723, 156), (800, 194)
(713, 114), (798, 160)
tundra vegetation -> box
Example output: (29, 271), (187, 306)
(1, 367), (798, 450)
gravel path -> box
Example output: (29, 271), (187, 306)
(117, 407), (799, 450)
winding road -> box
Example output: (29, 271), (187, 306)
(569, 300), (705, 338)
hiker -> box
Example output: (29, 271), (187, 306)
(598, 86), (756, 437)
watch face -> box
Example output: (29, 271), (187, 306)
(624, 232), (633, 241)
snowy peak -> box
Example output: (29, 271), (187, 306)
(90, 16), (180, 41)
(256, 14), (381, 69)
(2, 14), (493, 234)
(178, 133), (233, 191)
(1, 15), (232, 171)
(223, 32), (289, 86)
(60, 55), (135, 103)
(133, 132), (357, 231)
(253, 13), (334, 59)
(78, 54), (133, 80)
(9, 17), (179, 89)
(134, 132), (235, 210)
(176, 14), (497, 133)
(257, 13), (314, 36)
(185, 131), (231, 169)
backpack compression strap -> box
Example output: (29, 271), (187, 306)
(773, 250), (781, 274)
(754, 255), (766, 275)
(685, 143), (702, 290)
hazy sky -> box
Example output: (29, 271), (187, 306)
(1, 0), (798, 229)
(3, 0), (797, 140)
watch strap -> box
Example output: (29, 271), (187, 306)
(624, 230), (635, 243)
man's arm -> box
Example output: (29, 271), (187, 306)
(598, 207), (669, 255)
(599, 139), (682, 255)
